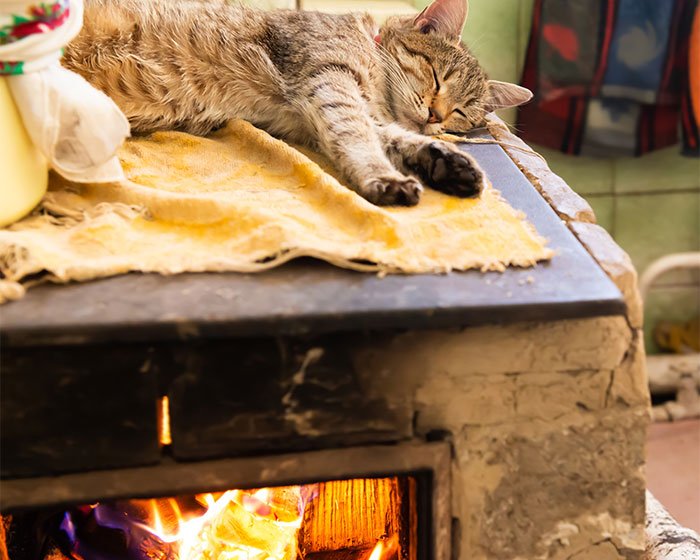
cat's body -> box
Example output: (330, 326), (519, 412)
(64, 0), (532, 205)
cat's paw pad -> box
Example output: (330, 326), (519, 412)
(363, 175), (423, 206)
(417, 142), (485, 198)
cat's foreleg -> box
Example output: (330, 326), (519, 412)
(303, 74), (422, 206)
(378, 123), (485, 198)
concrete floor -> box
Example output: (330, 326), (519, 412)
(646, 418), (700, 532)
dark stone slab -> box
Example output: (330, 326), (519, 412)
(167, 336), (412, 460)
(0, 345), (160, 478)
(0, 334), (411, 478)
(0, 140), (624, 348)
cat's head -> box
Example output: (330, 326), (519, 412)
(378, 0), (532, 135)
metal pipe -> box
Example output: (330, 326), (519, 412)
(639, 252), (700, 302)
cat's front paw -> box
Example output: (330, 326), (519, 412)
(416, 142), (485, 198)
(362, 175), (423, 206)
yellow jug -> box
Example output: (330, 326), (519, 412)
(0, 77), (48, 228)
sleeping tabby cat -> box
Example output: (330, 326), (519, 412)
(64, 0), (532, 206)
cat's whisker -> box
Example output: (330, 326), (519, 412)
(377, 55), (420, 110)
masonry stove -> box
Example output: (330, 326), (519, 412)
(1, 134), (646, 560)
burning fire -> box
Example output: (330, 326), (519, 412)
(150, 488), (306, 560)
(58, 478), (407, 560)
(62, 486), (316, 560)
(368, 535), (399, 560)
(369, 541), (385, 560)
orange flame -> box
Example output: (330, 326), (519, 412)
(369, 541), (384, 560)
(368, 535), (399, 560)
(138, 487), (307, 560)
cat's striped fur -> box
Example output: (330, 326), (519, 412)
(64, 0), (532, 205)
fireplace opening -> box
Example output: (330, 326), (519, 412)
(1, 475), (428, 560)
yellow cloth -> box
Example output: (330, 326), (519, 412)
(0, 119), (553, 302)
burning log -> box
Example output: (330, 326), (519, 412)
(56, 502), (178, 560)
(299, 478), (403, 554)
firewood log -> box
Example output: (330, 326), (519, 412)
(299, 478), (402, 553)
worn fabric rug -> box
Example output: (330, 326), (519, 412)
(0, 119), (553, 303)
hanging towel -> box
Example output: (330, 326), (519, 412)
(518, 0), (699, 157)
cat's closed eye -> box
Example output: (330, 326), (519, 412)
(431, 67), (441, 92)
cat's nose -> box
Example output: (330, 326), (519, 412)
(428, 107), (444, 124)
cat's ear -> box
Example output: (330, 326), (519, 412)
(413, 0), (468, 41)
(484, 80), (533, 112)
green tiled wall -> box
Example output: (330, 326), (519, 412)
(615, 192), (700, 282)
(537, 147), (616, 196)
(587, 195), (614, 233)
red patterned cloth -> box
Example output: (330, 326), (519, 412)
(518, 0), (699, 157)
